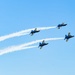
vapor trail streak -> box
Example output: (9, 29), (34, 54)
(0, 26), (56, 42)
(17, 37), (64, 47)
(0, 37), (64, 55)
(0, 46), (37, 55)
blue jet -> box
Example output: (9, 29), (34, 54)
(57, 23), (67, 29)
(30, 28), (40, 36)
(64, 32), (74, 42)
(38, 40), (48, 49)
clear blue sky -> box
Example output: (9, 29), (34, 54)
(0, 0), (75, 75)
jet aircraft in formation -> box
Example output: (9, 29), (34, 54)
(30, 23), (67, 35)
(30, 28), (40, 36)
(29, 23), (74, 49)
(38, 40), (48, 49)
(57, 23), (67, 29)
(64, 32), (74, 42)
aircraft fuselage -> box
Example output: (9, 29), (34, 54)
(57, 24), (67, 29)
(31, 30), (40, 33)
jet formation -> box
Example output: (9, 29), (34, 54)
(30, 23), (74, 49)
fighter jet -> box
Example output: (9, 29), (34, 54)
(38, 40), (48, 49)
(30, 28), (40, 36)
(57, 23), (67, 29)
(64, 32), (74, 42)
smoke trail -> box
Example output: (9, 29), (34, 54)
(37, 26), (56, 30)
(0, 32), (29, 42)
(0, 37), (64, 55)
(0, 26), (56, 42)
(13, 37), (64, 48)
(0, 45), (37, 55)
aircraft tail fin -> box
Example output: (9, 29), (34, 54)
(64, 35), (67, 40)
(58, 27), (60, 29)
(40, 47), (42, 49)
(38, 43), (41, 48)
(30, 32), (33, 36)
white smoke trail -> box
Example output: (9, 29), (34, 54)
(0, 26), (56, 42)
(36, 26), (56, 30)
(12, 37), (64, 48)
(0, 37), (64, 55)
(0, 45), (37, 55)
(0, 32), (29, 42)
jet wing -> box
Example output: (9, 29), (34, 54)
(66, 39), (68, 42)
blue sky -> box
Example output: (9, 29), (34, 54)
(0, 0), (75, 75)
